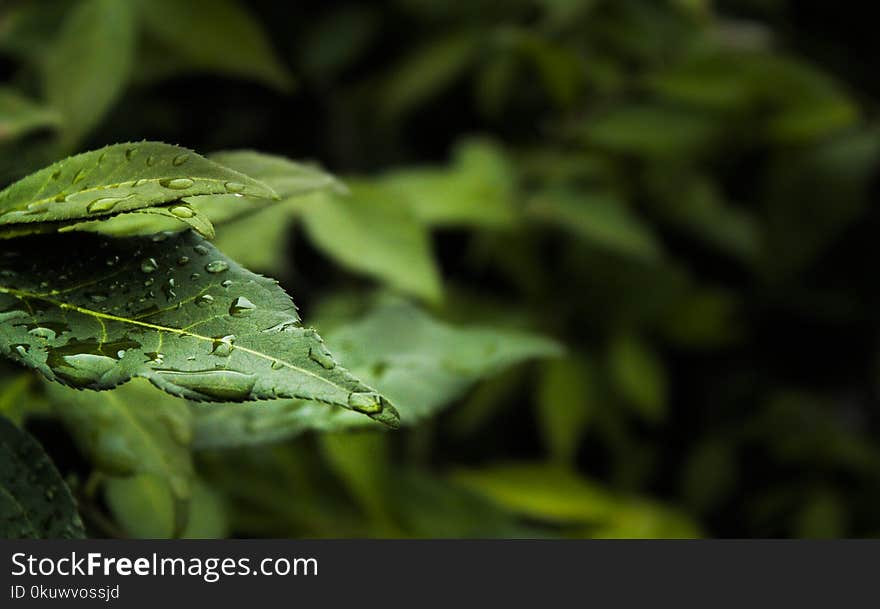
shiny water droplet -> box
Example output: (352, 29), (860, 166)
(172, 153), (190, 166)
(348, 391), (383, 413)
(163, 278), (176, 300)
(145, 352), (165, 366)
(190, 273), (200, 280)
(177, 256), (190, 266)
(308, 346), (335, 369)
(72, 168), (86, 184)
(193, 245), (209, 255)
(211, 334), (235, 357)
(228, 296), (256, 317)
(221, 279), (233, 288)
(145, 155), (156, 167)
(87, 292), (107, 303)
(141, 258), (158, 273)
(224, 181), (246, 193)
(155, 369), (256, 401)
(205, 260), (229, 273)
(263, 319), (298, 334)
(87, 197), (123, 214)
(170, 204), (194, 218)
(133, 178), (150, 187)
(28, 327), (56, 341)
(159, 178), (195, 190)
(124, 147), (136, 161)
(196, 294), (214, 307)
(143, 278), (154, 287)
(271, 361), (284, 370)
(53, 193), (67, 203)
(106, 255), (119, 267)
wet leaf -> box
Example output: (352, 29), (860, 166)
(192, 300), (561, 447)
(0, 231), (399, 428)
(0, 142), (276, 236)
(0, 415), (85, 538)
(43, 0), (136, 146)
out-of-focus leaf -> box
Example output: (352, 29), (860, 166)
(451, 462), (699, 538)
(380, 33), (477, 120)
(192, 300), (561, 447)
(43, 0), (135, 146)
(763, 130), (880, 278)
(301, 7), (377, 78)
(45, 379), (193, 507)
(607, 333), (667, 423)
(680, 436), (738, 513)
(529, 189), (662, 261)
(497, 27), (584, 108)
(0, 231), (399, 428)
(319, 431), (393, 529)
(584, 104), (717, 158)
(105, 474), (228, 539)
(0, 88), (61, 142)
(301, 184), (443, 303)
(382, 138), (518, 228)
(135, 0), (293, 91)
(795, 490), (847, 539)
(660, 286), (742, 348)
(0, 0), (75, 61)
(536, 355), (594, 464)
(0, 142), (277, 234)
(0, 415), (85, 538)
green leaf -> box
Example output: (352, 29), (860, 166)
(66, 202), (216, 240)
(43, 0), (136, 146)
(0, 230), (399, 428)
(192, 300), (561, 447)
(0, 415), (85, 538)
(535, 356), (594, 464)
(0, 87), (62, 142)
(381, 138), (518, 228)
(0, 142), (276, 235)
(301, 183), (443, 303)
(135, 0), (293, 91)
(529, 189), (662, 261)
(607, 333), (667, 423)
(450, 462), (700, 538)
(105, 474), (228, 539)
(380, 33), (477, 120)
(45, 378), (193, 506)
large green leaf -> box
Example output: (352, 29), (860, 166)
(135, 0), (293, 91)
(0, 87), (62, 142)
(192, 300), (561, 447)
(0, 415), (85, 538)
(0, 142), (277, 234)
(43, 0), (136, 146)
(0, 230), (399, 428)
(45, 379), (193, 507)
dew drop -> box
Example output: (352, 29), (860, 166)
(193, 245), (209, 255)
(146, 155), (156, 167)
(190, 273), (200, 280)
(348, 391), (383, 413)
(221, 279), (233, 288)
(170, 204), (194, 218)
(133, 178), (150, 187)
(224, 181), (246, 193)
(211, 334), (235, 357)
(228, 296), (256, 317)
(144, 278), (154, 287)
(205, 260), (229, 274)
(87, 197), (123, 214)
(159, 178), (195, 190)
(196, 294), (214, 307)
(172, 154), (189, 166)
(28, 327), (56, 341)
(140, 258), (158, 273)
(271, 361), (284, 370)
(87, 292), (107, 303)
(155, 369), (256, 401)
(308, 346), (336, 369)
(177, 256), (190, 266)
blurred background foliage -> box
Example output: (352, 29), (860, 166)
(1, 0), (879, 538)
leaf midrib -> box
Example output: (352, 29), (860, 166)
(0, 284), (344, 394)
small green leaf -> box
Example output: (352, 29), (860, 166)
(607, 333), (667, 423)
(135, 0), (293, 91)
(0, 415), (85, 538)
(66, 202), (216, 240)
(0, 142), (276, 234)
(301, 184), (443, 303)
(0, 87), (62, 142)
(43, 0), (136, 146)
(192, 300), (561, 447)
(529, 189), (662, 261)
(0, 231), (399, 428)
(536, 356), (595, 464)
